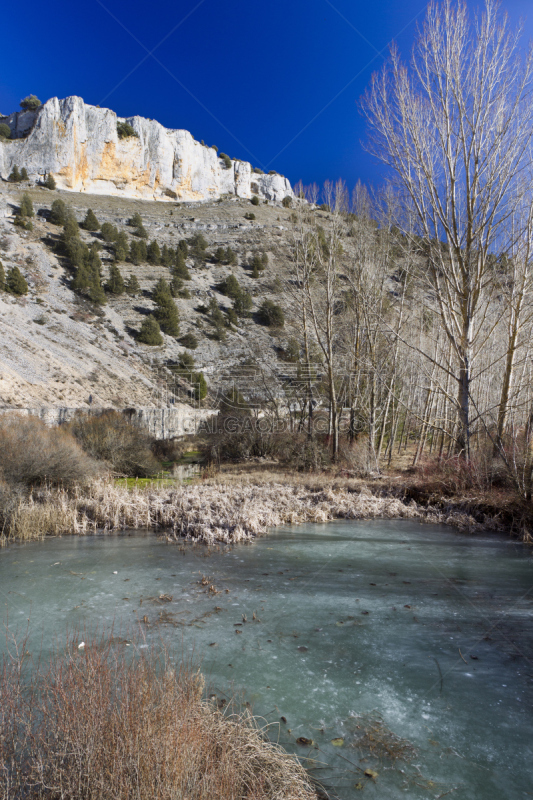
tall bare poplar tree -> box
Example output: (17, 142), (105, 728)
(362, 0), (533, 458)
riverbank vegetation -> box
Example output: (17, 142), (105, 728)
(0, 632), (315, 800)
(0, 409), (531, 544)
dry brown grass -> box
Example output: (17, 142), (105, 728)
(1, 472), (503, 546)
(0, 632), (316, 800)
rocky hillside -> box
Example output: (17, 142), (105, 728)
(0, 181), (301, 411)
(0, 97), (293, 204)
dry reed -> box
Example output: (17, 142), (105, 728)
(0, 632), (316, 800)
(0, 476), (501, 545)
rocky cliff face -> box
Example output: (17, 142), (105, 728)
(0, 406), (215, 438)
(0, 96), (293, 204)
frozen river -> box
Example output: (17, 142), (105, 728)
(1, 519), (532, 799)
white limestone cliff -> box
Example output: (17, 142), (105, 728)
(0, 96), (293, 203)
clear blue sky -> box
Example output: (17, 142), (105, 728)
(1, 0), (532, 192)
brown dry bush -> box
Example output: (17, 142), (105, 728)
(65, 411), (160, 477)
(151, 437), (188, 463)
(274, 433), (331, 471)
(415, 450), (496, 495)
(205, 421), (331, 472)
(0, 414), (101, 487)
(0, 633), (315, 800)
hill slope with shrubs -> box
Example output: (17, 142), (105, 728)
(0, 181), (298, 411)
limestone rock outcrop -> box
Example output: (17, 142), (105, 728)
(0, 406), (215, 438)
(0, 96), (293, 203)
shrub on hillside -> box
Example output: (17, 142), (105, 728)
(128, 212), (143, 227)
(44, 172), (56, 189)
(179, 332), (198, 349)
(213, 246), (237, 266)
(61, 214), (80, 242)
(17, 193), (34, 219)
(106, 264), (125, 294)
(8, 165), (21, 182)
(282, 196), (292, 208)
(0, 414), (100, 486)
(14, 193), (34, 229)
(172, 354), (207, 401)
(125, 273), (140, 295)
(20, 95), (41, 110)
(100, 222), (119, 242)
(173, 251), (191, 279)
(138, 315), (163, 346)
(129, 238), (147, 265)
(257, 299), (284, 327)
(82, 209), (100, 231)
(219, 153), (232, 169)
(0, 123), (10, 140)
(50, 198), (67, 225)
(147, 239), (161, 265)
(117, 121), (138, 139)
(188, 232), (208, 253)
(128, 212), (147, 238)
(170, 275), (190, 298)
(0, 261), (5, 291)
(206, 297), (226, 340)
(6, 266), (28, 295)
(161, 243), (173, 267)
(113, 231), (129, 262)
(226, 307), (238, 326)
(218, 273), (242, 299)
(152, 278), (180, 336)
(251, 195), (260, 206)
(69, 241), (106, 305)
(66, 411), (159, 477)
(13, 217), (33, 231)
(233, 290), (253, 318)
(250, 252), (266, 278)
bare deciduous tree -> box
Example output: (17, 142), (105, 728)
(361, 0), (533, 459)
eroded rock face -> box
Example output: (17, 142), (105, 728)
(0, 96), (293, 203)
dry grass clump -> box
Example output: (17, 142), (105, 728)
(1, 475), (501, 545)
(2, 487), (86, 542)
(60, 480), (423, 543)
(0, 414), (101, 487)
(0, 633), (315, 800)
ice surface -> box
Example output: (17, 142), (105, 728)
(1, 519), (532, 799)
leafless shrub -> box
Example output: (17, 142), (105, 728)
(337, 440), (376, 477)
(274, 433), (331, 471)
(65, 411), (159, 477)
(0, 632), (315, 800)
(205, 423), (331, 472)
(151, 437), (188, 463)
(0, 414), (101, 487)
(416, 449), (497, 495)
(204, 415), (279, 463)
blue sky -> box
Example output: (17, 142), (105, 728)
(2, 0), (533, 193)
